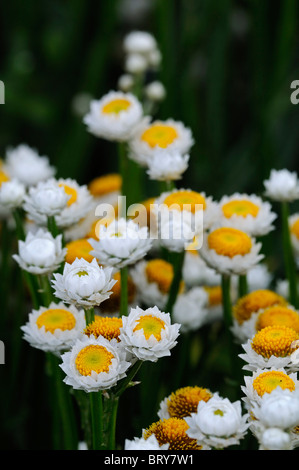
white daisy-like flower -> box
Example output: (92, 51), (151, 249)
(89, 217), (152, 269)
(51, 258), (117, 308)
(199, 226), (264, 276)
(258, 427), (292, 450)
(182, 250), (221, 287)
(125, 53), (148, 74)
(217, 193), (277, 236)
(24, 178), (93, 229)
(264, 169), (299, 202)
(289, 213), (299, 259)
(129, 258), (185, 310)
(117, 74), (134, 93)
(128, 117), (194, 167)
(4, 144), (55, 187)
(157, 386), (214, 421)
(145, 81), (166, 102)
(0, 179), (25, 209)
(146, 150), (189, 182)
(59, 335), (131, 392)
(83, 91), (143, 142)
(250, 387), (299, 430)
(124, 434), (169, 450)
(13, 228), (66, 275)
(185, 395), (250, 449)
(239, 324), (299, 372)
(241, 367), (299, 411)
(21, 302), (86, 354)
(123, 31), (158, 56)
(172, 287), (209, 333)
(246, 263), (273, 292)
(118, 305), (180, 362)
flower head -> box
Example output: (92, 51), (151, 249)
(51, 258), (117, 308)
(158, 386), (213, 420)
(119, 305), (180, 362)
(21, 302), (86, 354)
(172, 287), (209, 333)
(125, 434), (169, 450)
(146, 149), (189, 182)
(59, 335), (131, 392)
(0, 179), (25, 210)
(13, 229), (66, 275)
(143, 418), (203, 450)
(264, 169), (299, 202)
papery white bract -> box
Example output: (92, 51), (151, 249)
(264, 169), (299, 202)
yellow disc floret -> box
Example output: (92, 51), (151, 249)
(133, 314), (166, 341)
(256, 306), (299, 333)
(141, 123), (178, 148)
(204, 285), (222, 307)
(75, 344), (114, 376)
(233, 289), (287, 325)
(207, 227), (252, 258)
(163, 190), (206, 213)
(145, 259), (185, 295)
(222, 199), (260, 219)
(84, 316), (123, 342)
(0, 170), (9, 187)
(36, 308), (76, 333)
(252, 370), (295, 397)
(143, 417), (202, 450)
(59, 183), (77, 206)
(102, 98), (131, 114)
(290, 218), (299, 240)
(251, 325), (299, 358)
(65, 238), (94, 264)
(167, 386), (213, 419)
(88, 173), (122, 197)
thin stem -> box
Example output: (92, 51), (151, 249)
(281, 201), (299, 307)
(221, 274), (232, 331)
(85, 307), (95, 325)
(90, 391), (104, 450)
(39, 274), (54, 307)
(107, 396), (119, 450)
(238, 274), (248, 298)
(120, 266), (128, 316)
(12, 208), (25, 240)
(47, 215), (60, 238)
(113, 360), (143, 398)
(165, 250), (185, 315)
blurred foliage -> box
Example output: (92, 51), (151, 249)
(1, 0), (299, 450)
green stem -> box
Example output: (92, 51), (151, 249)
(12, 208), (25, 240)
(39, 274), (54, 307)
(85, 307), (95, 325)
(90, 391), (104, 450)
(47, 215), (60, 237)
(113, 360), (143, 398)
(165, 250), (185, 315)
(281, 201), (299, 307)
(238, 274), (248, 298)
(221, 274), (232, 331)
(120, 266), (128, 316)
(107, 396), (119, 450)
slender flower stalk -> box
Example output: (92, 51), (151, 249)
(90, 391), (104, 450)
(238, 274), (248, 298)
(165, 250), (185, 316)
(281, 201), (299, 307)
(120, 266), (128, 316)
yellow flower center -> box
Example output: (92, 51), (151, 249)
(59, 183), (78, 206)
(256, 306), (299, 333)
(222, 199), (260, 218)
(88, 173), (122, 196)
(208, 227), (252, 258)
(141, 124), (178, 148)
(36, 308), (76, 333)
(163, 190), (206, 213)
(253, 370), (295, 397)
(233, 289), (287, 325)
(65, 238), (94, 264)
(102, 98), (131, 114)
(145, 259), (185, 295)
(84, 316), (123, 342)
(203, 285), (222, 306)
(144, 418), (202, 451)
(133, 314), (166, 341)
(0, 170), (10, 187)
(75, 344), (114, 376)
(251, 325), (299, 358)
(167, 386), (212, 419)
(76, 270), (88, 277)
(290, 218), (299, 240)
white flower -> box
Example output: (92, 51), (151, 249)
(146, 150), (189, 182)
(251, 388), (299, 430)
(128, 117), (194, 167)
(264, 169), (299, 202)
(119, 305), (180, 362)
(21, 302), (86, 354)
(172, 287), (209, 333)
(125, 53), (148, 74)
(117, 74), (134, 92)
(258, 427), (292, 450)
(124, 434), (169, 450)
(13, 229), (66, 275)
(24, 178), (93, 229)
(4, 144), (55, 187)
(60, 335), (131, 392)
(89, 218), (152, 269)
(200, 226), (264, 276)
(182, 251), (221, 287)
(123, 31), (157, 55)
(185, 395), (250, 449)
(217, 193), (277, 236)
(246, 263), (273, 292)
(52, 258), (117, 308)
(0, 179), (25, 209)
(145, 81), (166, 102)
(23, 179), (70, 218)
(83, 91), (143, 142)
